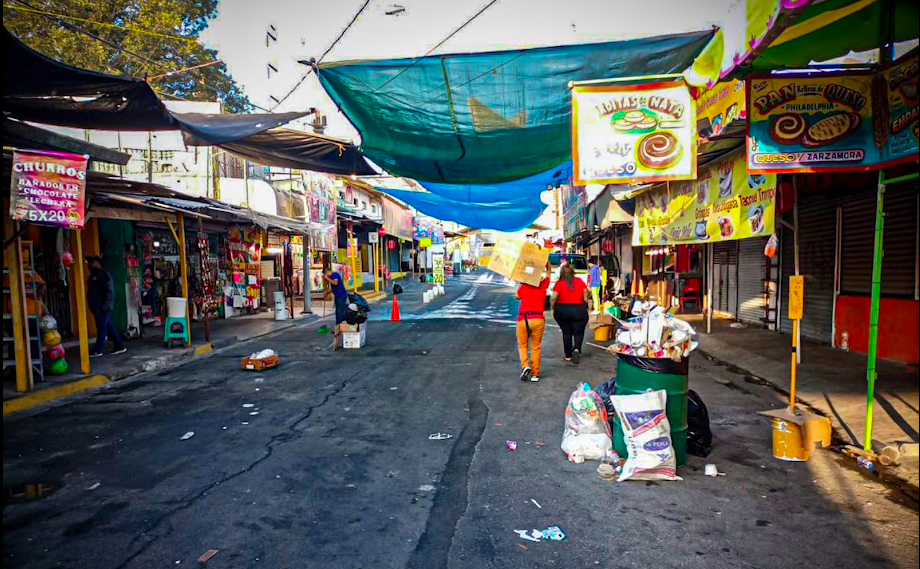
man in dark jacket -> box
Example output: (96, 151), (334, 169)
(86, 255), (126, 356)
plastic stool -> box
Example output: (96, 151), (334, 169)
(163, 316), (189, 348)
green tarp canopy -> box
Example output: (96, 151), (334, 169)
(316, 30), (714, 184)
(750, 0), (919, 70)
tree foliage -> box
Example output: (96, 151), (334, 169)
(4, 0), (252, 112)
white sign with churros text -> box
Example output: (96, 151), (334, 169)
(572, 80), (696, 185)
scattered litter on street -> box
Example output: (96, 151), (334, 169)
(242, 404), (255, 408)
(197, 549), (219, 564)
(428, 433), (452, 440)
(517, 544), (528, 552)
(535, 441), (547, 447)
(704, 464), (725, 477)
(253, 377), (264, 383)
(514, 526), (567, 543)
(530, 498), (541, 509)
(729, 322), (746, 329)
(180, 431), (195, 441)
(506, 440), (518, 451)
(241, 422), (249, 425)
(87, 482), (101, 490)
(249, 411), (259, 416)
(514, 530), (541, 543)
(494, 423), (504, 427)
(390, 387), (398, 390)
(419, 484), (436, 492)
(241, 349), (279, 371)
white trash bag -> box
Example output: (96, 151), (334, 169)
(611, 389), (682, 481)
(561, 383), (612, 461)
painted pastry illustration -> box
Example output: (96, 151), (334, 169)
(769, 113), (807, 144)
(717, 216), (734, 238)
(801, 112), (861, 148)
(900, 79), (918, 106)
(658, 191), (669, 213)
(636, 131), (682, 170)
(613, 109), (658, 133)
(748, 205), (765, 234)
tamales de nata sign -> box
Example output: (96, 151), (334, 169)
(572, 80), (696, 185)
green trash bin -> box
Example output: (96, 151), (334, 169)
(611, 355), (689, 467)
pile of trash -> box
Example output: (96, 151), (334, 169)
(248, 349), (276, 360)
(607, 300), (697, 359)
(561, 383), (612, 462)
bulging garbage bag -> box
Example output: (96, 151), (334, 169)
(561, 383), (611, 461)
(610, 389), (681, 481)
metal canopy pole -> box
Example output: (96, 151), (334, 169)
(792, 177), (801, 364)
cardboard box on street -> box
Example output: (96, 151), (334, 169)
(487, 236), (549, 287)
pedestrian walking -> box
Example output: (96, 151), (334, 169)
(551, 263), (589, 364)
(514, 262), (551, 382)
(85, 255), (126, 357)
(588, 257), (602, 313)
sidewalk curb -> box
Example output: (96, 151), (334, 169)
(2, 298), (379, 418)
(697, 347), (920, 503)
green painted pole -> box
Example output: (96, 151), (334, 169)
(863, 173), (885, 453)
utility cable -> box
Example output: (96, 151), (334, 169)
(271, 0), (371, 110)
(372, 0), (501, 93)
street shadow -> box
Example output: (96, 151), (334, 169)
(876, 392), (920, 442)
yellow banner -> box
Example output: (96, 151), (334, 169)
(633, 150), (776, 246)
(572, 80), (696, 185)
(696, 79), (746, 136)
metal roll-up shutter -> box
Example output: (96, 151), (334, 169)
(738, 236), (769, 325)
(841, 187), (917, 297)
(880, 189), (918, 297)
(778, 197), (837, 343)
(712, 241), (738, 316)
(841, 193), (876, 294)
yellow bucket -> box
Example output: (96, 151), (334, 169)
(771, 417), (809, 461)
(593, 326), (611, 342)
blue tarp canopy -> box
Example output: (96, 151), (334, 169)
(419, 161), (571, 202)
(376, 187), (544, 231)
(316, 30), (715, 184)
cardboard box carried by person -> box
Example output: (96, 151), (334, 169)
(487, 236), (549, 287)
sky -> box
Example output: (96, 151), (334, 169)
(202, 0), (738, 143)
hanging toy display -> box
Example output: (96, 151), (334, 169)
(41, 315), (67, 374)
(48, 359), (69, 375)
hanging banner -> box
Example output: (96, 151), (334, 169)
(747, 72), (878, 172)
(10, 149), (88, 228)
(572, 79), (696, 185)
(747, 55), (918, 173)
(633, 150), (776, 246)
(696, 79), (746, 136)
(878, 55), (919, 166)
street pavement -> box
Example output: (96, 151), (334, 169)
(4, 273), (918, 569)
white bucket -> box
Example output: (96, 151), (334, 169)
(437, 284), (445, 295)
(273, 291), (287, 320)
(423, 291), (430, 303)
(166, 297), (187, 318)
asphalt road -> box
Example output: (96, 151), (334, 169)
(4, 273), (918, 569)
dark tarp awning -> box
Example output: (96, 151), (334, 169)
(3, 28), (375, 175)
(316, 30), (715, 184)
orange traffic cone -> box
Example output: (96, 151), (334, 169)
(391, 293), (401, 321)
(630, 273), (638, 296)
(638, 278), (646, 297)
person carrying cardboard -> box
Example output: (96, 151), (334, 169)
(515, 262), (551, 382)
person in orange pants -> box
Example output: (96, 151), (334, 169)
(515, 262), (551, 382)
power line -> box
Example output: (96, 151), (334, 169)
(373, 0), (501, 93)
(271, 0), (372, 110)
